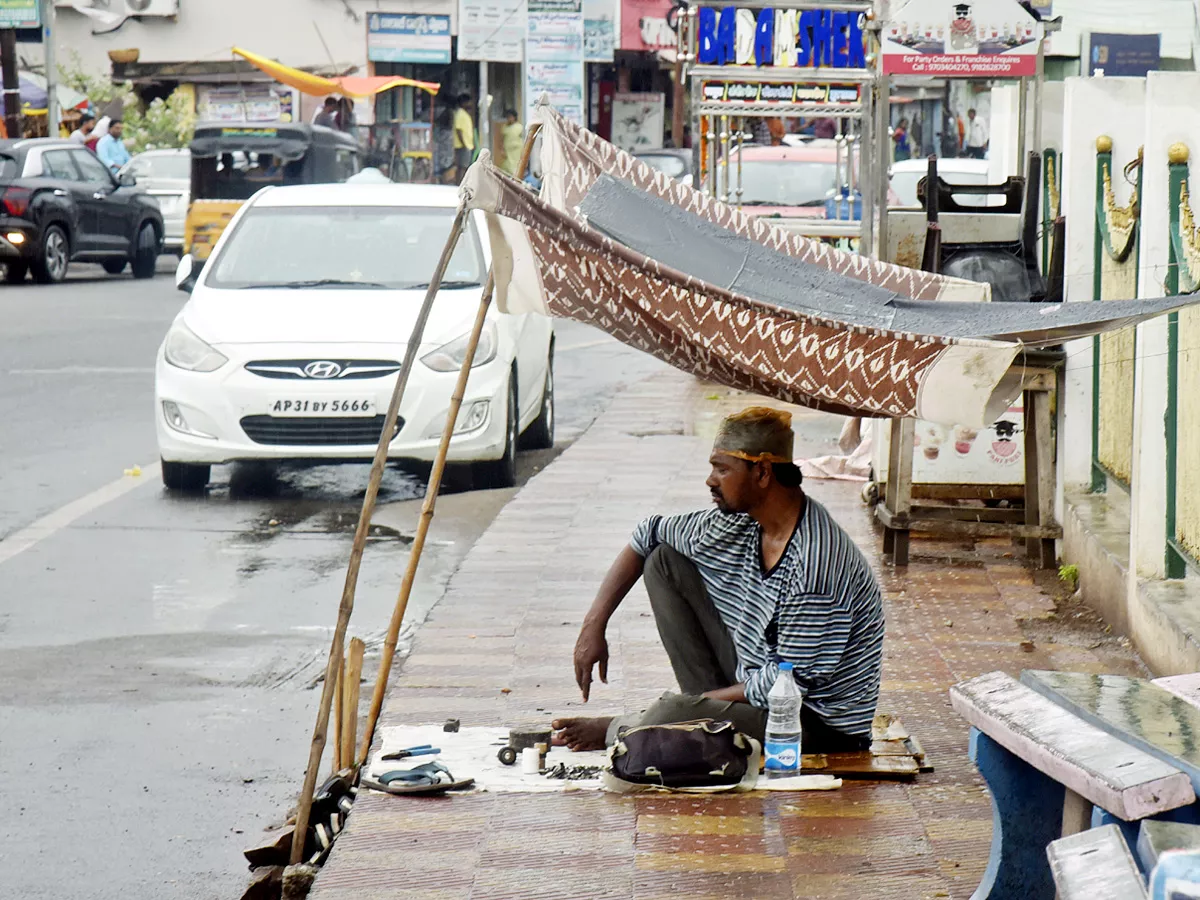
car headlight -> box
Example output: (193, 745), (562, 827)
(163, 322), (228, 373)
(420, 321), (499, 372)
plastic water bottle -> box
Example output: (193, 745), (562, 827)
(764, 662), (803, 778)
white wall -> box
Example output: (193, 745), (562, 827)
(47, 0), (455, 77)
(1130, 72), (1200, 579)
(1057, 76), (1147, 518)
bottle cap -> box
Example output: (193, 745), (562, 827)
(779, 662), (794, 672)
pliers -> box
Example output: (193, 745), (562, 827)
(380, 743), (440, 761)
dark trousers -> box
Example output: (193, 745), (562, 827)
(606, 545), (870, 753)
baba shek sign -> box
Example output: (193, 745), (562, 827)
(881, 0), (1043, 77)
(696, 6), (867, 68)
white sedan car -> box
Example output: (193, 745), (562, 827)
(155, 183), (554, 493)
(120, 148), (190, 254)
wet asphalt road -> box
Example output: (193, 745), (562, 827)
(0, 263), (667, 899)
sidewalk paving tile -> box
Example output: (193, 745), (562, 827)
(310, 371), (1146, 900)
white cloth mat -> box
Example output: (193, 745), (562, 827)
(369, 725), (843, 794)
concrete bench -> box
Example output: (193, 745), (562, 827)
(951, 672), (1195, 900)
(1047, 824), (1147, 900)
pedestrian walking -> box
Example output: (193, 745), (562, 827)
(966, 108), (988, 159)
(892, 117), (911, 162)
(70, 113), (95, 145)
(500, 108), (524, 176)
(313, 97), (339, 129)
(453, 93), (476, 181)
(96, 119), (131, 174)
(86, 116), (109, 152)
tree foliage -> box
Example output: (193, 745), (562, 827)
(59, 52), (195, 153)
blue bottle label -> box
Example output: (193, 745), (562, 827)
(764, 741), (800, 771)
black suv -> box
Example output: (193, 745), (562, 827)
(0, 138), (164, 283)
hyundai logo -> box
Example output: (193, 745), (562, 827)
(303, 360), (343, 379)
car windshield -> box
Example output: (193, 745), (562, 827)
(737, 160), (837, 206)
(193, 151), (309, 201)
(638, 154), (687, 178)
(128, 153), (189, 181)
(206, 205), (485, 290)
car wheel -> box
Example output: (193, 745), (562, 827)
(31, 225), (69, 284)
(131, 223), (158, 279)
(161, 460), (211, 493)
(102, 258), (127, 275)
(520, 348), (555, 451)
(472, 375), (518, 490)
(3, 261), (27, 283)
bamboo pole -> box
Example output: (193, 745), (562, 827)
(357, 125), (543, 765)
(333, 656), (344, 773)
(289, 206), (469, 866)
(342, 638), (365, 768)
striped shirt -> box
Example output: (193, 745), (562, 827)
(630, 498), (884, 737)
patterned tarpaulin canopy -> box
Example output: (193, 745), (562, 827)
(458, 106), (1199, 428)
(231, 47), (440, 98)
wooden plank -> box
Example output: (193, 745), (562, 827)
(951, 672), (1194, 820)
(1047, 824), (1147, 900)
(876, 505), (1062, 539)
(1024, 389), (1057, 567)
(801, 751), (919, 779)
(1023, 670), (1200, 793)
(1137, 820), (1200, 870)
(1060, 789), (1092, 837)
(911, 483), (1024, 501)
(905, 504), (1029, 524)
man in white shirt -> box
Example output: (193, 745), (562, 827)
(70, 113), (95, 144)
(966, 108), (989, 159)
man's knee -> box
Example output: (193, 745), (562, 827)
(644, 544), (699, 604)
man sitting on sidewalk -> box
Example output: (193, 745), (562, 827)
(552, 407), (884, 753)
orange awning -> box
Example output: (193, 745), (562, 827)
(232, 47), (440, 99)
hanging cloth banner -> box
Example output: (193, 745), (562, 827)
(231, 47), (440, 98)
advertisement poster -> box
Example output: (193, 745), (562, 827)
(525, 0), (585, 125)
(1087, 32), (1160, 77)
(610, 92), (664, 152)
(584, 0), (617, 61)
(881, 0), (1043, 77)
(874, 405), (1026, 486)
(458, 0), (526, 62)
(367, 13), (453, 64)
(199, 86), (296, 124)
(0, 0), (38, 29)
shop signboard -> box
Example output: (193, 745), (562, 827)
(525, 0), (585, 125)
(620, 0), (675, 52)
(584, 0), (617, 61)
(873, 404), (1026, 486)
(459, 0), (526, 62)
(1087, 32), (1160, 78)
(199, 86), (296, 124)
(700, 81), (860, 104)
(367, 13), (452, 64)
(0, 0), (38, 29)
(881, 0), (1043, 77)
(695, 6), (867, 68)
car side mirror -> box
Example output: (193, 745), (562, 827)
(175, 254), (198, 293)
(118, 172), (137, 187)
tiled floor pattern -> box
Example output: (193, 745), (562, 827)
(310, 372), (1143, 900)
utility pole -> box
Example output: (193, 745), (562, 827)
(1, 28), (19, 139)
(43, 0), (57, 137)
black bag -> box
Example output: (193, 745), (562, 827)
(609, 719), (757, 789)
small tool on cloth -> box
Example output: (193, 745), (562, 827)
(381, 744), (440, 761)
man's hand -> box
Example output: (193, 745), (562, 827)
(573, 622), (609, 702)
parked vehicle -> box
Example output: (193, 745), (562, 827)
(633, 148), (693, 185)
(888, 157), (1002, 208)
(184, 123), (359, 261)
(0, 137), (164, 283)
(733, 144), (839, 221)
(158, 183), (555, 493)
(121, 148), (189, 254)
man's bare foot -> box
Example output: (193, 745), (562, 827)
(551, 717), (613, 751)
